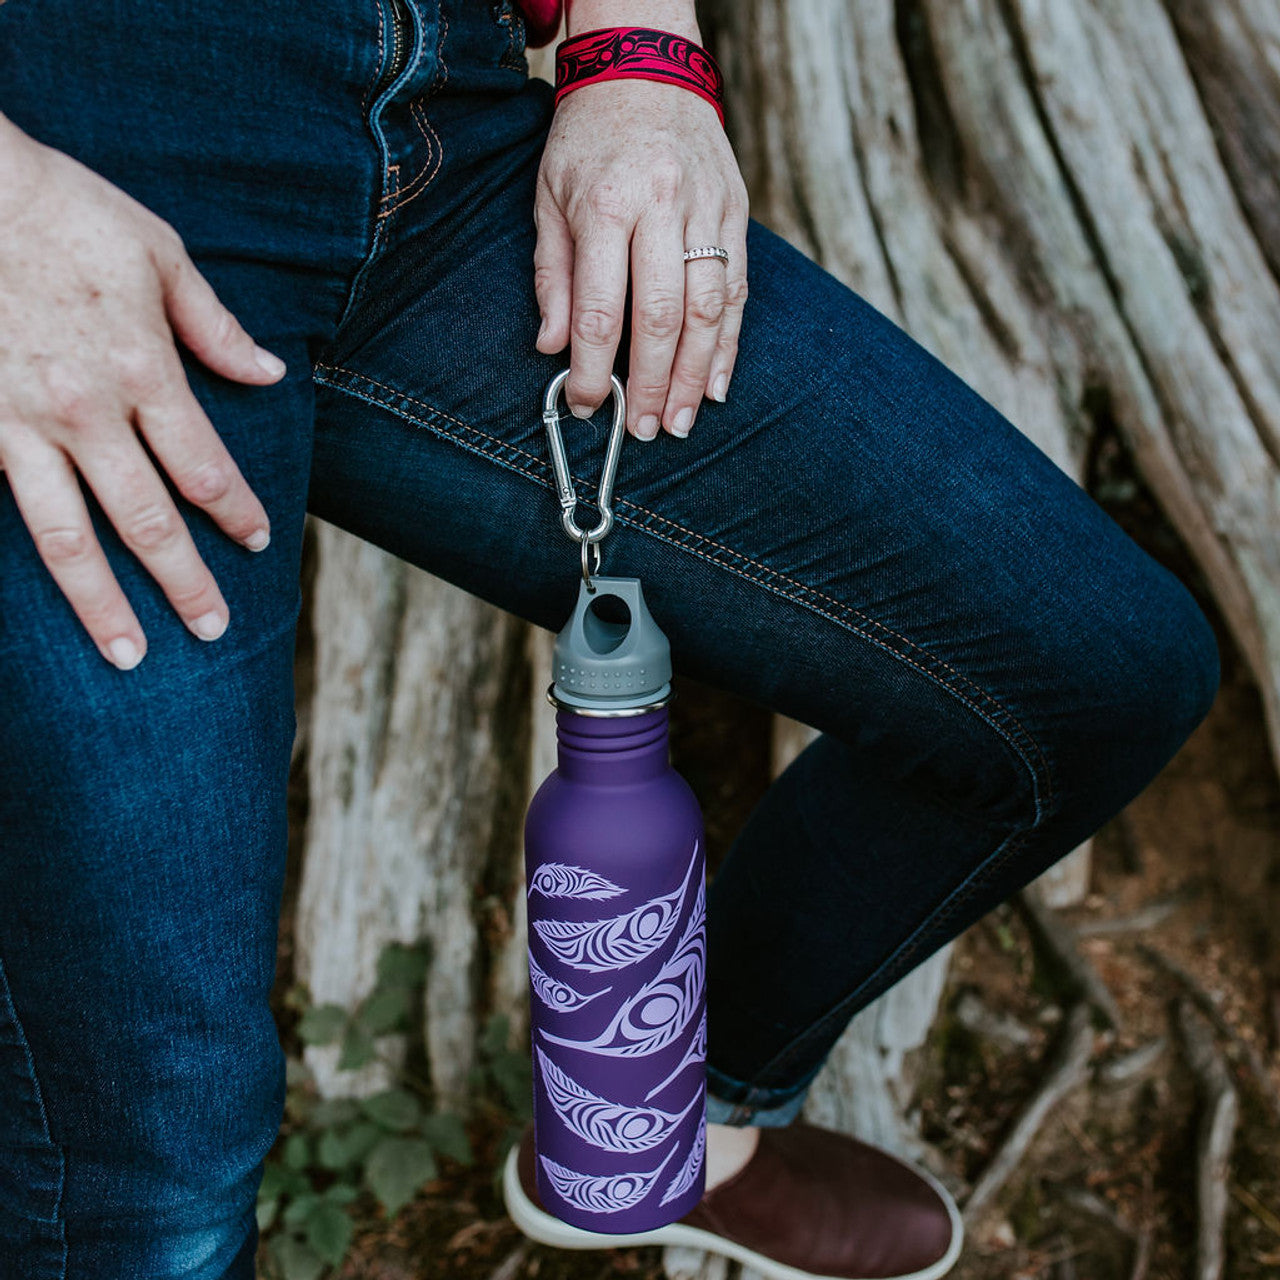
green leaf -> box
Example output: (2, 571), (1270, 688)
(305, 1200), (355, 1267)
(420, 1111), (473, 1166)
(480, 1012), (510, 1058)
(365, 1136), (438, 1217)
(337, 1121), (383, 1166)
(376, 941), (429, 988)
(270, 1236), (326, 1280)
(337, 1023), (376, 1071)
(360, 1088), (422, 1133)
(310, 1097), (361, 1129)
(282, 1133), (312, 1172)
(490, 1051), (533, 1115)
(317, 1128), (353, 1172)
(258, 1163), (291, 1201)
(256, 1198), (280, 1234)
(283, 1192), (321, 1229)
(297, 1003), (349, 1046)
(324, 1183), (360, 1205)
(357, 985), (414, 1036)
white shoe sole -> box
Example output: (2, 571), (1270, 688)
(502, 1139), (964, 1280)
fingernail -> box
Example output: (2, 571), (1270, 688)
(637, 414), (659, 440)
(569, 402), (594, 419)
(712, 373), (728, 403)
(192, 611), (227, 641)
(108, 637), (143, 670)
(245, 528), (270, 552)
(254, 346), (286, 378)
(672, 406), (694, 437)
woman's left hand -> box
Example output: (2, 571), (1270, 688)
(532, 75), (749, 441)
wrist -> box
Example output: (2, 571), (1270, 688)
(567, 1), (700, 43)
(553, 24), (725, 128)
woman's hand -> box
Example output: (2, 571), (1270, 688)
(0, 116), (284, 670)
(532, 73), (749, 441)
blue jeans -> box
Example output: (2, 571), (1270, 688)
(0, 1), (1218, 1275)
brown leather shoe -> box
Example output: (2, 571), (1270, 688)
(502, 1118), (962, 1280)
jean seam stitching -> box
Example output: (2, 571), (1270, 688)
(379, 97), (443, 216)
(312, 359), (1054, 820)
(376, 8), (446, 217)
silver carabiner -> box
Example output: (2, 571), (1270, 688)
(542, 367), (627, 549)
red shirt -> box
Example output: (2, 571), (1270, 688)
(514, 0), (567, 48)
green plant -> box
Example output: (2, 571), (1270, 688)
(468, 1010), (534, 1198)
(257, 940), (482, 1280)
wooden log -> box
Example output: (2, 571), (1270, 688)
(1176, 999), (1240, 1280)
(294, 520), (529, 1107)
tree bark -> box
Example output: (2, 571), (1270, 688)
(294, 520), (530, 1108)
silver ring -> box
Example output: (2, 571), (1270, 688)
(683, 245), (729, 266)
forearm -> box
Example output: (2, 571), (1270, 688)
(566, 0), (701, 43)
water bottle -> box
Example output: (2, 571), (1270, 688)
(523, 574), (707, 1233)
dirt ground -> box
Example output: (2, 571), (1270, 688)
(269, 429), (1280, 1279)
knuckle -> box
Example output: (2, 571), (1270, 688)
(167, 578), (216, 611)
(582, 184), (630, 223)
(566, 376), (608, 407)
(153, 217), (185, 254)
(573, 304), (621, 347)
(42, 364), (95, 428)
(628, 379), (669, 400)
(687, 289), (726, 326)
(112, 347), (169, 399)
(78, 593), (124, 633)
(123, 502), (181, 551)
(209, 307), (244, 351)
(646, 158), (683, 203)
(35, 524), (91, 564)
(635, 297), (683, 339)
(148, 222), (188, 275)
(726, 276), (749, 307)
(180, 460), (233, 505)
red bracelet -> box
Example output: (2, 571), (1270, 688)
(554, 26), (726, 128)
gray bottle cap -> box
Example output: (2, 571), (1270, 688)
(550, 576), (673, 711)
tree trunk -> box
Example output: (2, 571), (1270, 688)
(294, 520), (530, 1108)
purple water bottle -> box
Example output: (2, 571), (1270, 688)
(522, 370), (707, 1232)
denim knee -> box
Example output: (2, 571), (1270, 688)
(1036, 555), (1220, 842)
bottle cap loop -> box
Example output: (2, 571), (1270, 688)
(548, 575), (673, 714)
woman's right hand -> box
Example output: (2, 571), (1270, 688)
(0, 114), (286, 671)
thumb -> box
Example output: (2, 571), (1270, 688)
(159, 244), (286, 384)
(533, 188), (574, 354)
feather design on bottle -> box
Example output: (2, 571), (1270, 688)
(535, 1042), (699, 1152)
(528, 863), (626, 900)
(539, 1143), (678, 1214)
(540, 871), (705, 1057)
(644, 1004), (706, 1100)
(532, 842), (698, 973)
(528, 947), (612, 1013)
(660, 1110), (706, 1205)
